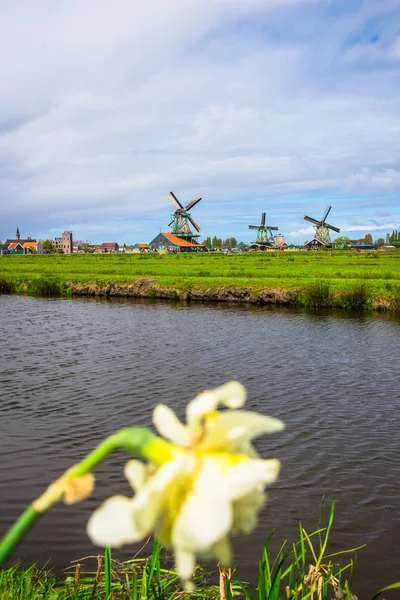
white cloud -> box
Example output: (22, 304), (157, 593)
(0, 0), (399, 243)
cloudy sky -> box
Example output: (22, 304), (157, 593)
(1, 0), (399, 245)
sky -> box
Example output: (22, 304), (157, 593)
(0, 0), (399, 245)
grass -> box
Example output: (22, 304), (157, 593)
(0, 251), (400, 311)
(1, 501), (399, 599)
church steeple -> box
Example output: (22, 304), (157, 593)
(16, 227), (20, 240)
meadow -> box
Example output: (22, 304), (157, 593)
(1, 250), (400, 311)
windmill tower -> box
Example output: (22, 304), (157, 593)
(168, 191), (202, 242)
(248, 212), (278, 248)
(303, 206), (340, 248)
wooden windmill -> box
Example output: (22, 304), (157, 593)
(169, 191), (202, 242)
(303, 206), (340, 248)
(249, 212), (278, 248)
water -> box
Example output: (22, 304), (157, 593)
(0, 295), (399, 596)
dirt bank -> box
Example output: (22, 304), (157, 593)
(67, 278), (297, 305)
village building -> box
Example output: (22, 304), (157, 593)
(149, 232), (205, 253)
(98, 242), (119, 253)
(304, 238), (331, 250)
(3, 229), (42, 253)
(53, 231), (73, 254)
(23, 240), (43, 254)
(132, 243), (149, 253)
(7, 242), (25, 254)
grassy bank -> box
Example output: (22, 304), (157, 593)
(0, 502), (400, 600)
(3, 501), (398, 599)
(1, 251), (400, 311)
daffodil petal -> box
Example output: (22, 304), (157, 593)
(232, 491), (266, 534)
(172, 459), (233, 553)
(201, 410), (284, 452)
(187, 381), (246, 439)
(175, 547), (196, 583)
(224, 459), (281, 500)
(87, 495), (140, 547)
(213, 536), (232, 567)
(131, 456), (186, 536)
(153, 404), (190, 447)
(124, 460), (147, 492)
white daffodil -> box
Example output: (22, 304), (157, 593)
(87, 381), (284, 585)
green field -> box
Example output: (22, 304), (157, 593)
(1, 251), (400, 311)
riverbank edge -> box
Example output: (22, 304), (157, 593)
(47, 278), (400, 312)
(1, 276), (399, 311)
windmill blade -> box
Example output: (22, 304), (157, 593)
(169, 191), (184, 210)
(249, 225), (261, 230)
(267, 226), (279, 231)
(261, 212), (266, 226)
(188, 215), (201, 232)
(322, 205), (332, 222)
(185, 196), (202, 211)
(304, 215), (321, 226)
(327, 223), (341, 233)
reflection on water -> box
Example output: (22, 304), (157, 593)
(0, 295), (399, 596)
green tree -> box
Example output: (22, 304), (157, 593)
(334, 236), (350, 247)
(42, 239), (54, 252)
(390, 230), (398, 243)
(212, 236), (219, 248)
(203, 237), (212, 248)
(363, 233), (373, 244)
(222, 237), (238, 249)
(377, 238), (385, 247)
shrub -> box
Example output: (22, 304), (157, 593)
(339, 281), (371, 310)
(305, 280), (333, 308)
(0, 278), (14, 294)
(31, 276), (62, 297)
(390, 284), (400, 311)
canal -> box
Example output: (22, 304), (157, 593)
(0, 295), (399, 596)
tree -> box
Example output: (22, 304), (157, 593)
(334, 236), (350, 247)
(222, 237), (237, 249)
(42, 239), (54, 252)
(202, 237), (212, 248)
(377, 238), (385, 247)
(363, 233), (373, 244)
(212, 236), (220, 249)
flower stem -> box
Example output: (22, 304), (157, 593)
(0, 426), (165, 566)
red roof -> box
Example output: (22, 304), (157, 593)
(162, 233), (204, 248)
(136, 243), (149, 248)
(101, 242), (118, 247)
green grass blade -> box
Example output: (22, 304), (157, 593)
(371, 582), (400, 600)
(104, 546), (112, 600)
(316, 498), (335, 569)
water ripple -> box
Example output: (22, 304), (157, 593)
(0, 296), (399, 596)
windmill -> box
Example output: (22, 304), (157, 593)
(303, 206), (340, 247)
(169, 191), (202, 242)
(249, 212), (279, 248)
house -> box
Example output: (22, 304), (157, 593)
(349, 243), (377, 251)
(149, 232), (205, 253)
(8, 242), (25, 254)
(100, 242), (119, 253)
(53, 231), (73, 254)
(304, 238), (331, 250)
(23, 240), (43, 254)
(133, 243), (149, 253)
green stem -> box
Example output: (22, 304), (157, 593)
(0, 426), (160, 567)
(0, 507), (39, 566)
